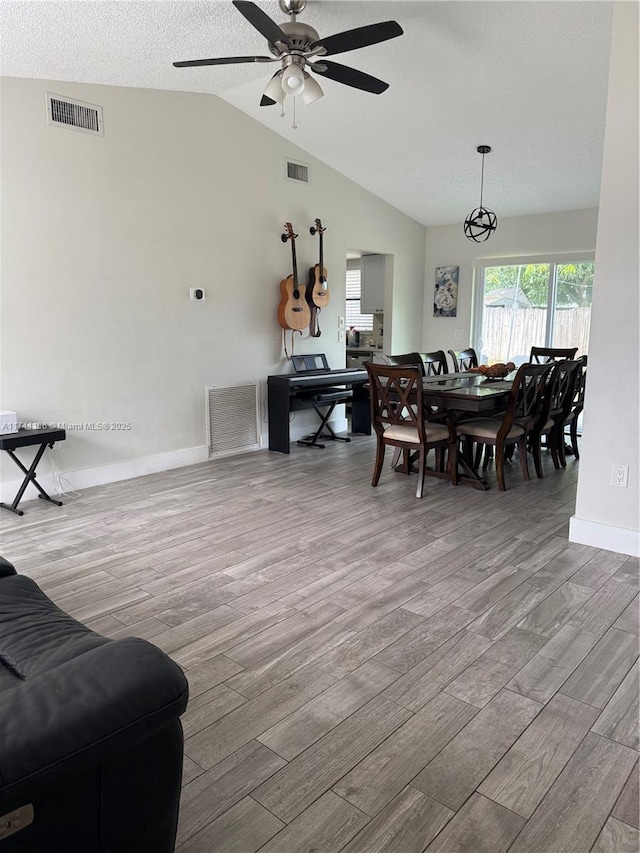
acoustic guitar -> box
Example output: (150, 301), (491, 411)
(308, 219), (330, 309)
(278, 223), (311, 332)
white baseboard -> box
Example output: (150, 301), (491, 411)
(0, 444), (210, 507)
(0, 418), (350, 509)
(569, 515), (640, 557)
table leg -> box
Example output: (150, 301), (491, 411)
(457, 454), (491, 491)
(0, 444), (64, 515)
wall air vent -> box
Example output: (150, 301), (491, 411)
(46, 93), (104, 136)
(206, 383), (261, 458)
(285, 159), (310, 184)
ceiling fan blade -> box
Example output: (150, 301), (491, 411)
(309, 21), (403, 57)
(310, 60), (389, 94)
(232, 0), (291, 47)
(260, 95), (277, 106)
(173, 55), (275, 67)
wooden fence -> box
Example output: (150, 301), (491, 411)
(482, 307), (591, 363)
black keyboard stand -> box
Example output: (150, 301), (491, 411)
(0, 428), (66, 516)
(296, 390), (353, 450)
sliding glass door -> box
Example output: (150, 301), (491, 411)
(473, 256), (594, 364)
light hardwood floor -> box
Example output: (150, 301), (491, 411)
(1, 436), (638, 852)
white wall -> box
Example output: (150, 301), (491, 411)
(571, 1), (639, 556)
(0, 77), (425, 492)
(422, 208), (599, 354)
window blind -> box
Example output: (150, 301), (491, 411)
(345, 269), (374, 331)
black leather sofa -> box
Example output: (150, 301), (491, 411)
(0, 557), (189, 852)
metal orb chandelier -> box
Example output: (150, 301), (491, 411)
(464, 145), (498, 243)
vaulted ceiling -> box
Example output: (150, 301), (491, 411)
(1, 1), (613, 227)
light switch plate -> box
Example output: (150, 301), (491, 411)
(338, 316), (345, 329)
(338, 330), (346, 343)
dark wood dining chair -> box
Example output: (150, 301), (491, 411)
(448, 348), (478, 372)
(528, 359), (583, 477)
(365, 363), (453, 498)
(387, 353), (426, 468)
(530, 346), (578, 363)
(563, 355), (588, 459)
(388, 352), (425, 375)
(418, 350), (449, 376)
(455, 363), (552, 491)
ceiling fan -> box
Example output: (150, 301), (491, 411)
(173, 0), (403, 107)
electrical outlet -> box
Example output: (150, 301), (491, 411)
(454, 329), (462, 341)
(338, 329), (346, 343)
(611, 464), (629, 488)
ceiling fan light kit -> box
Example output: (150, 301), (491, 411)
(262, 70), (285, 105)
(301, 73), (324, 105)
(173, 0), (403, 116)
(464, 145), (498, 243)
(281, 60), (306, 94)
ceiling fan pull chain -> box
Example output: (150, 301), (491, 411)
(292, 96), (297, 130)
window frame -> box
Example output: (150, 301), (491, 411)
(472, 251), (595, 359)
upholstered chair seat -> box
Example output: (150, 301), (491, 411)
(383, 422), (449, 443)
(456, 419), (524, 441)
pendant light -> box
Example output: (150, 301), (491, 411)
(463, 145), (498, 243)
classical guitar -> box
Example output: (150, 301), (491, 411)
(278, 223), (311, 332)
(308, 219), (330, 309)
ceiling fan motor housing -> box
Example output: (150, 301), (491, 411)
(269, 22), (321, 58)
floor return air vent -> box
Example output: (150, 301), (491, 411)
(206, 384), (261, 458)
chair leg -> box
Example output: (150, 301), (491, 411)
(462, 437), (474, 468)
(518, 438), (531, 482)
(482, 445), (494, 470)
(530, 431), (544, 479)
(496, 439), (507, 491)
(416, 447), (426, 498)
(473, 442), (484, 470)
(448, 441), (459, 486)
(555, 426), (567, 468)
(372, 439), (386, 486)
(549, 429), (561, 469)
(570, 418), (580, 459)
(435, 447), (444, 472)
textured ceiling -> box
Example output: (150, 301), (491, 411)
(1, 1), (613, 227)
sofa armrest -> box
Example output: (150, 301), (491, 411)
(0, 637), (188, 801)
(0, 557), (16, 578)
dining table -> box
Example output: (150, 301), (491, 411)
(421, 371), (515, 490)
